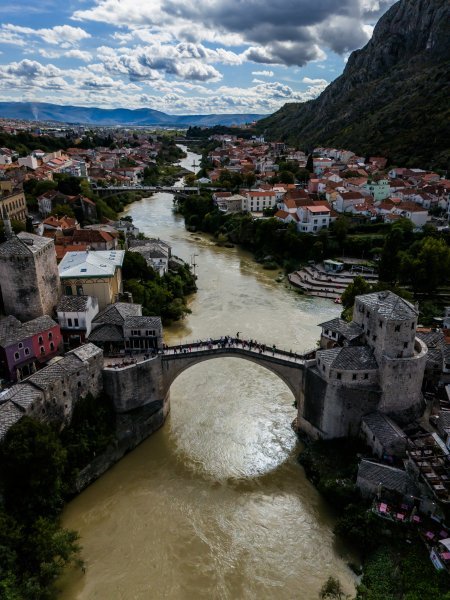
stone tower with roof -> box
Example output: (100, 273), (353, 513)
(298, 291), (428, 439)
(0, 232), (60, 321)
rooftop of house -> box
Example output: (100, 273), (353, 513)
(56, 295), (94, 313)
(317, 345), (378, 371)
(319, 317), (363, 341)
(124, 316), (162, 329)
(356, 291), (418, 320)
(0, 315), (58, 347)
(0, 401), (23, 440)
(58, 249), (125, 279)
(88, 323), (124, 343)
(0, 232), (54, 257)
(362, 412), (406, 446)
(357, 459), (418, 494)
(93, 302), (142, 326)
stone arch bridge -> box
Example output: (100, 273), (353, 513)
(103, 338), (313, 415)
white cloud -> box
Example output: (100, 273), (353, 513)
(2, 23), (91, 47)
(302, 77), (328, 85)
(251, 70), (274, 77)
(64, 49), (93, 62)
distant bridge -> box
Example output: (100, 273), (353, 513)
(92, 185), (227, 195)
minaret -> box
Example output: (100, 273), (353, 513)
(2, 206), (13, 240)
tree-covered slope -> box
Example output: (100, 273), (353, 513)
(258, 0), (450, 169)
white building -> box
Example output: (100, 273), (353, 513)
(297, 205), (331, 233)
(242, 191), (277, 213)
(56, 295), (99, 348)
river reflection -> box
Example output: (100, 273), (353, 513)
(60, 148), (355, 599)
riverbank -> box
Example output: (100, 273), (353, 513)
(298, 439), (449, 598)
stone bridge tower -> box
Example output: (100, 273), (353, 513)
(0, 232), (60, 321)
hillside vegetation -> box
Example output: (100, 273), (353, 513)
(258, 0), (450, 169)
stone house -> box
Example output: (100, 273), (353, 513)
(88, 302), (162, 354)
(56, 295), (99, 349)
(361, 412), (407, 458)
(0, 343), (103, 437)
(0, 315), (62, 381)
(356, 459), (419, 498)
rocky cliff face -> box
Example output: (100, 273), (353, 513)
(258, 0), (450, 168)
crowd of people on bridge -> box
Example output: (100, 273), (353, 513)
(162, 336), (306, 361)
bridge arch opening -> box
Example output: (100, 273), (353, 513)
(166, 356), (298, 480)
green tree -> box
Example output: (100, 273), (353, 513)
(319, 576), (349, 599)
(398, 236), (450, 293)
(0, 418), (67, 522)
(378, 218), (414, 283)
(50, 204), (75, 218)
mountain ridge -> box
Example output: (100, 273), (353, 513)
(257, 0), (450, 169)
(0, 102), (265, 127)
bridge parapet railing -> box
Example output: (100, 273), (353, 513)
(162, 337), (316, 362)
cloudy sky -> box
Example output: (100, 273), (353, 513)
(0, 0), (396, 115)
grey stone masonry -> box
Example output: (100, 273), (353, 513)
(361, 412), (407, 457)
(0, 342), (103, 436)
(0, 232), (60, 321)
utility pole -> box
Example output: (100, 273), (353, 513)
(191, 254), (198, 277)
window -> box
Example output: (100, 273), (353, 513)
(50, 342), (54, 351)
(364, 373), (368, 380)
(403, 342), (408, 349)
(68, 318), (72, 327)
(411, 322), (415, 330)
(38, 336), (43, 344)
(336, 373), (342, 380)
(395, 325), (400, 332)
(74, 318), (79, 327)
(372, 335), (377, 342)
(14, 352), (19, 360)
(65, 286), (72, 295)
(24, 348), (30, 356)
(76, 285), (83, 296)
(379, 320), (383, 328)
(40, 346), (45, 355)
(18, 342), (23, 349)
(48, 332), (53, 340)
(352, 374), (357, 380)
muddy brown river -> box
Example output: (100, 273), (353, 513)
(59, 148), (355, 599)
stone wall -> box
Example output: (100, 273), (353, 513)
(73, 400), (168, 493)
(103, 355), (167, 413)
(38, 241), (61, 317)
(298, 365), (381, 439)
(378, 338), (427, 420)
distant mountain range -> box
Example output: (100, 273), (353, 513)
(258, 0), (450, 169)
(0, 102), (265, 127)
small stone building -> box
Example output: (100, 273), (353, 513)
(361, 412), (407, 458)
(0, 343), (103, 437)
(356, 459), (419, 498)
